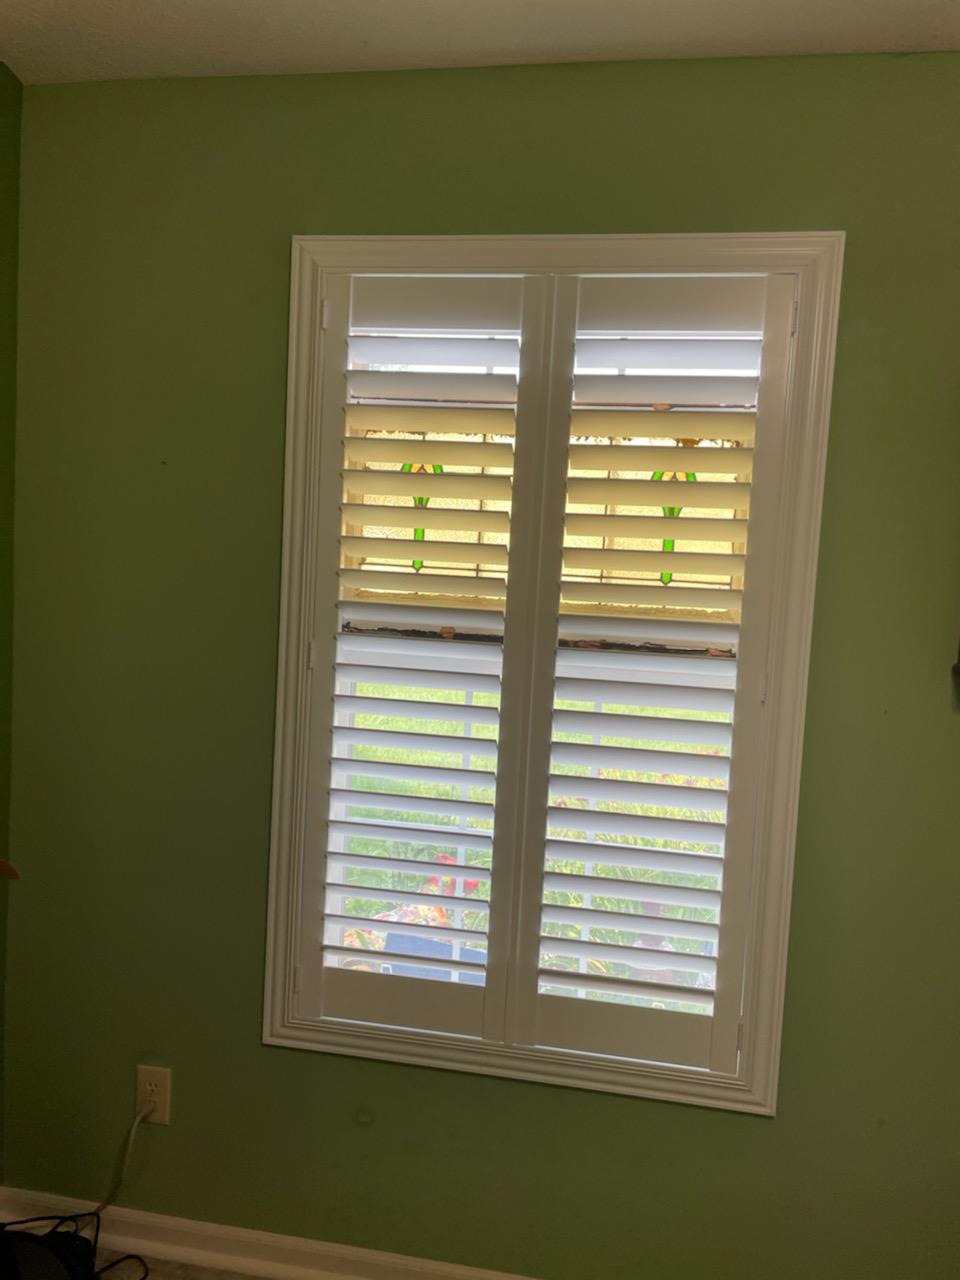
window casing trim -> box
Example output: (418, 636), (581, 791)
(263, 232), (845, 1114)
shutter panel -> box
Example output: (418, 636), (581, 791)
(529, 275), (767, 1065)
(297, 264), (796, 1074)
(317, 274), (524, 1035)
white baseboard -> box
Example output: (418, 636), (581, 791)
(0, 1186), (534, 1280)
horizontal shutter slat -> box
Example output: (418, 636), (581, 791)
(324, 947), (488, 977)
(546, 806), (725, 846)
(329, 818), (492, 853)
(550, 740), (728, 781)
(541, 904), (718, 945)
(574, 336), (761, 372)
(346, 404), (516, 435)
(539, 937), (716, 981)
(568, 444), (752, 474)
(547, 772), (727, 816)
(349, 370), (518, 403)
(574, 374), (757, 408)
(566, 476), (749, 507)
(552, 707), (732, 749)
(350, 335), (519, 367)
(555, 647), (736, 687)
(342, 536), (510, 568)
(555, 677), (734, 714)
(571, 409), (755, 443)
(575, 274), (766, 334)
(338, 599), (505, 634)
(343, 438), (514, 467)
(336, 633), (504, 671)
(332, 788), (494, 824)
(562, 546), (745, 577)
(325, 885), (489, 914)
(343, 503), (512, 535)
(565, 512), (747, 542)
(326, 852), (492, 882)
(335, 694), (501, 727)
(333, 726), (499, 759)
(544, 837), (722, 879)
(537, 969), (714, 1009)
(556, 611), (738, 649)
(336, 662), (501, 694)
(342, 470), (511, 501)
(559, 582), (742, 612)
(340, 569), (507, 600)
(331, 758), (496, 790)
(350, 274), (522, 333)
(324, 916), (486, 946)
(543, 871), (721, 910)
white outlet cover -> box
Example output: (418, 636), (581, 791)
(136, 1064), (172, 1125)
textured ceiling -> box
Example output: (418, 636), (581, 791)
(2, 0), (959, 84)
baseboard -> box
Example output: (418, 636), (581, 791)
(0, 1186), (534, 1280)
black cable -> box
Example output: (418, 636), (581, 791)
(96, 1253), (149, 1279)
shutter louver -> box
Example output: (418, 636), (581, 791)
(533, 276), (765, 1048)
(320, 276), (523, 1028)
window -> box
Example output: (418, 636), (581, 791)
(265, 234), (843, 1112)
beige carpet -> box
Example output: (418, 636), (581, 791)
(99, 1250), (263, 1280)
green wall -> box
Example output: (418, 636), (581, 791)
(0, 62), (22, 1165)
(5, 54), (960, 1279)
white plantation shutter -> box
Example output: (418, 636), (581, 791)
(523, 280), (760, 1063)
(269, 237), (842, 1108)
(311, 274), (524, 1036)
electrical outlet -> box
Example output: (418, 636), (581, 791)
(136, 1064), (172, 1125)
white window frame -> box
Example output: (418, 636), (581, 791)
(263, 232), (844, 1114)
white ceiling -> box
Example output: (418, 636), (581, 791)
(2, 0), (959, 84)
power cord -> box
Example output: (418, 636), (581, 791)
(93, 1101), (156, 1216)
(1, 1210), (149, 1277)
(1, 1103), (156, 1276)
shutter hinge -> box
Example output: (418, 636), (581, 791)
(737, 1021), (744, 1053)
(321, 298), (329, 330)
(308, 639), (318, 670)
(790, 297), (799, 336)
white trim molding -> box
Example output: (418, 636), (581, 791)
(263, 232), (846, 1115)
(0, 1187), (535, 1280)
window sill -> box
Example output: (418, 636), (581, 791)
(264, 1009), (778, 1115)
